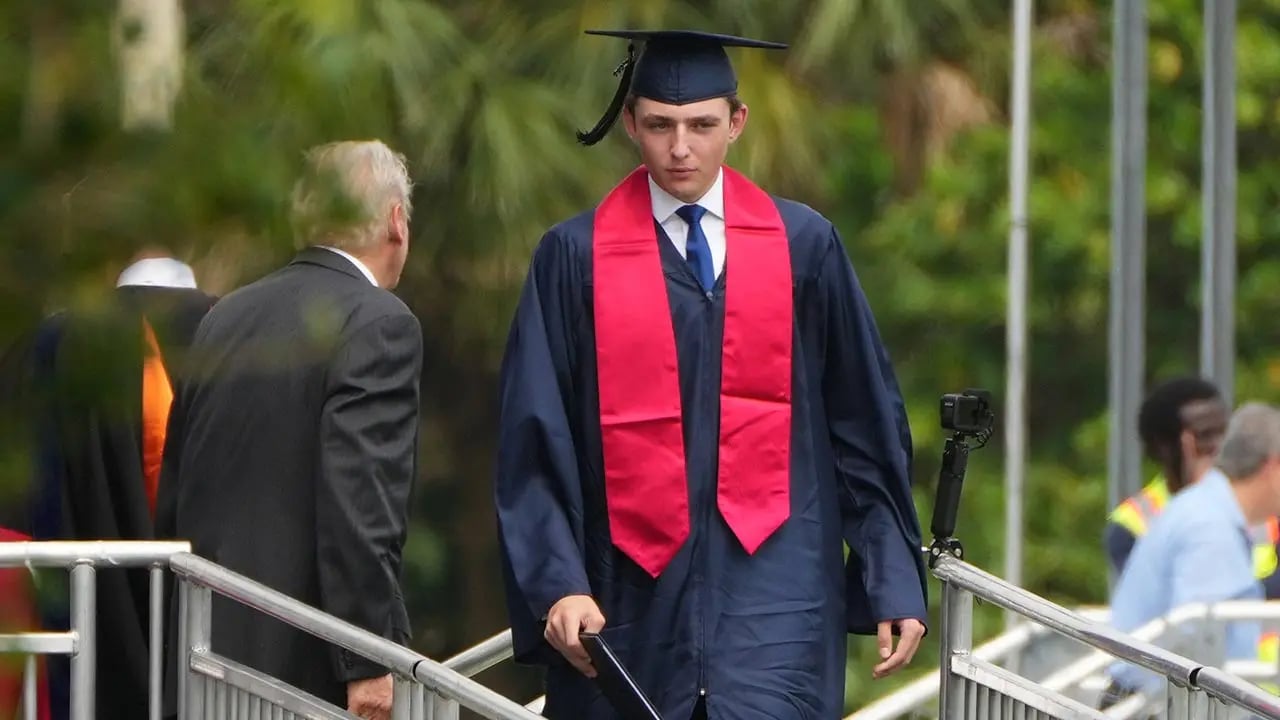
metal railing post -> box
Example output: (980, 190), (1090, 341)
(937, 579), (973, 718)
(1167, 678), (1193, 720)
(432, 694), (460, 720)
(69, 562), (96, 720)
(149, 564), (165, 720)
(179, 579), (212, 720)
(412, 684), (427, 720)
(393, 675), (414, 720)
(22, 655), (36, 720)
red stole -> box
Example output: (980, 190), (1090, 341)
(593, 166), (793, 578)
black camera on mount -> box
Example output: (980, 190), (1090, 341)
(927, 388), (996, 567)
(940, 388), (995, 437)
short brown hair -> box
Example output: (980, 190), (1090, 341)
(623, 93), (744, 115)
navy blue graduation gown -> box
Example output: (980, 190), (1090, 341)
(495, 196), (928, 720)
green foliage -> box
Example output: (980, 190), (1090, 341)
(823, 0), (1280, 706)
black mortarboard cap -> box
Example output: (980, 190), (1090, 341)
(576, 30), (788, 146)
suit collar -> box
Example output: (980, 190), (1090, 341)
(290, 246), (371, 283)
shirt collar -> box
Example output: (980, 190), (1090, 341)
(316, 246), (379, 287)
(116, 257), (198, 289)
(648, 167), (725, 224)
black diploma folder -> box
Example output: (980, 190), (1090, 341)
(580, 632), (664, 720)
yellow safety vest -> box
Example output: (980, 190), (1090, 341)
(1108, 477), (1171, 538)
(1110, 477), (1280, 686)
(1109, 477), (1280, 580)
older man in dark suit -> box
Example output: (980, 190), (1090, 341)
(156, 140), (422, 720)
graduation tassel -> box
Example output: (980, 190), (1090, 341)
(576, 44), (636, 146)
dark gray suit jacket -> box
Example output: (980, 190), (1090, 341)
(156, 247), (422, 709)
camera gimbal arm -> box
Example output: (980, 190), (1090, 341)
(926, 389), (994, 569)
(927, 433), (970, 568)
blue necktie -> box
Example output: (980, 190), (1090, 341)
(676, 204), (715, 292)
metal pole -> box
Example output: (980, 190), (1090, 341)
(1107, 0), (1148, 522)
(393, 676), (413, 720)
(1004, 0), (1033, 630)
(937, 580), (974, 719)
(181, 581), (211, 720)
(1201, 0), (1237, 406)
(149, 565), (165, 720)
(70, 563), (96, 720)
(22, 655), (36, 720)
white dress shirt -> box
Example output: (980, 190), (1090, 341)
(649, 169), (726, 281)
(317, 246), (379, 287)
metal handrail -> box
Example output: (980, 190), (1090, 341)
(169, 552), (542, 720)
(1195, 666), (1280, 717)
(934, 555), (1280, 718)
(849, 600), (1280, 719)
(0, 540), (190, 720)
(442, 630), (514, 677)
(932, 554), (1204, 685)
(0, 540), (191, 566)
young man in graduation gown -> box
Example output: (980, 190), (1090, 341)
(15, 251), (215, 720)
(156, 140), (421, 720)
(495, 30), (929, 720)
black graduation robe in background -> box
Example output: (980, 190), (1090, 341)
(495, 196), (929, 720)
(23, 285), (215, 720)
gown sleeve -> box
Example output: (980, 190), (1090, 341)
(495, 229), (593, 663)
(817, 227), (930, 634)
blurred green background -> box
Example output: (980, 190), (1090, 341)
(3, 0), (1280, 714)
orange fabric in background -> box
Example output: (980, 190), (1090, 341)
(141, 318), (173, 518)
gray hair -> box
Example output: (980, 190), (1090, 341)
(289, 140), (413, 252)
(1216, 402), (1280, 480)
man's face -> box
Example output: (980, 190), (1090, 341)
(1180, 399), (1229, 456)
(623, 96), (747, 203)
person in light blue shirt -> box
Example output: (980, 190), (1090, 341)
(1102, 402), (1280, 706)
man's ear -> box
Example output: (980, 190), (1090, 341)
(728, 103), (749, 143)
(622, 106), (639, 142)
(388, 203), (408, 245)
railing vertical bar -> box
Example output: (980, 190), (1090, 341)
(178, 580), (189, 716)
(938, 579), (973, 720)
(69, 562), (96, 720)
(150, 564), (165, 720)
(1167, 680), (1189, 720)
(435, 696), (460, 720)
(22, 654), (36, 720)
(393, 675), (413, 720)
(214, 676), (226, 719)
(183, 582), (212, 720)
(411, 683), (426, 720)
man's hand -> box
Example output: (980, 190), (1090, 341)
(873, 618), (926, 679)
(347, 673), (393, 720)
(545, 594), (606, 678)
